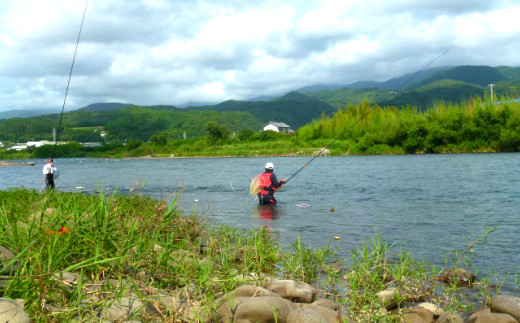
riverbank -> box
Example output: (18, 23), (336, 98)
(0, 160), (35, 166)
(1, 189), (519, 322)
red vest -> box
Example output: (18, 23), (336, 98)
(257, 172), (273, 195)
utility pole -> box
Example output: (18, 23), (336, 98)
(488, 84), (495, 103)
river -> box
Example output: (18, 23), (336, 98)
(1, 153), (519, 292)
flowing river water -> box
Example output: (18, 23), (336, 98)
(1, 153), (519, 292)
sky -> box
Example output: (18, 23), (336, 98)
(0, 0), (519, 112)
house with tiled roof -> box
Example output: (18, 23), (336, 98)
(263, 121), (292, 133)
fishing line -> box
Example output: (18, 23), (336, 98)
(51, 0), (89, 159)
(284, 45), (456, 184)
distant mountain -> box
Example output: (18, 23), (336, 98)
(306, 88), (390, 108)
(298, 67), (448, 93)
(380, 80), (485, 109)
(0, 109), (61, 120)
(77, 102), (132, 111)
(3, 64), (520, 130)
(406, 65), (509, 89)
(186, 91), (336, 129)
(303, 65), (520, 110)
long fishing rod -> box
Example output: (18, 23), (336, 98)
(284, 45), (455, 185)
(51, 0), (89, 159)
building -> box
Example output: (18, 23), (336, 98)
(27, 141), (50, 148)
(263, 121), (292, 133)
(8, 145), (28, 151)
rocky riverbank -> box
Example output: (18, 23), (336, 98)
(0, 160), (35, 166)
(1, 189), (519, 322)
(2, 249), (520, 323)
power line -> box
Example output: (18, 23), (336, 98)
(285, 45), (456, 184)
(51, 0), (89, 159)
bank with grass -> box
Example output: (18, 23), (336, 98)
(1, 189), (520, 322)
(2, 97), (520, 161)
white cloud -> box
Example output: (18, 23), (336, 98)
(0, 0), (519, 111)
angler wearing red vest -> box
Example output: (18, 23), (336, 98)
(257, 162), (286, 206)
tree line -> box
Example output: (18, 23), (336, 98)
(298, 97), (520, 154)
(2, 96), (520, 159)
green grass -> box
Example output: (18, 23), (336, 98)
(0, 189), (504, 321)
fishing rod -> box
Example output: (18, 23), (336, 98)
(284, 45), (456, 185)
(51, 0), (89, 160)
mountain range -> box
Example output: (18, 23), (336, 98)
(1, 65), (519, 124)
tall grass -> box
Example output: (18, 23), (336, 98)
(298, 96), (520, 154)
(0, 189), (504, 320)
(0, 189), (330, 320)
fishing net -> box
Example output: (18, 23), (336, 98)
(249, 175), (260, 195)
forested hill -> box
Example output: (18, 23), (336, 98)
(186, 91), (336, 129)
(0, 105), (262, 143)
(405, 65), (508, 89)
(306, 65), (520, 110)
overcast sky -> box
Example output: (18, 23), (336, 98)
(0, 0), (519, 112)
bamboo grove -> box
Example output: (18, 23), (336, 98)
(298, 96), (520, 155)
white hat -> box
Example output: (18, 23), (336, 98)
(265, 162), (274, 170)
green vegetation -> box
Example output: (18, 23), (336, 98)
(2, 65), (520, 159)
(187, 91), (336, 129)
(1, 96), (520, 160)
(0, 105), (262, 144)
(306, 87), (390, 108)
(306, 66), (520, 110)
(0, 189), (505, 321)
(298, 97), (520, 155)
(0, 188), (282, 320)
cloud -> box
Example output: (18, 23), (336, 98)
(0, 0), (519, 111)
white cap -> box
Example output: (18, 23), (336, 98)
(265, 162), (274, 170)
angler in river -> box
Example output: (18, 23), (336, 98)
(251, 162), (286, 206)
(43, 158), (56, 189)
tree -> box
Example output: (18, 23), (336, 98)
(205, 121), (230, 149)
(238, 129), (255, 141)
(127, 139), (143, 150)
(150, 132), (168, 146)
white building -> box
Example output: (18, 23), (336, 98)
(8, 145), (28, 151)
(263, 121), (292, 133)
(27, 141), (48, 147)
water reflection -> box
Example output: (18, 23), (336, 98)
(251, 205), (284, 231)
(251, 205), (281, 219)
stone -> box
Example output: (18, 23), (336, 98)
(267, 279), (317, 303)
(99, 297), (144, 320)
(416, 302), (444, 317)
(218, 285), (280, 302)
(0, 298), (30, 323)
(377, 287), (398, 310)
(312, 298), (338, 311)
(401, 306), (434, 323)
(441, 267), (476, 286)
(217, 296), (295, 323)
(294, 303), (343, 323)
(51, 271), (80, 292)
(469, 308), (517, 323)
(436, 311), (464, 323)
(491, 294), (520, 321)
(0, 246), (19, 275)
(287, 308), (328, 323)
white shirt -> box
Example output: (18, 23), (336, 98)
(43, 163), (53, 175)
